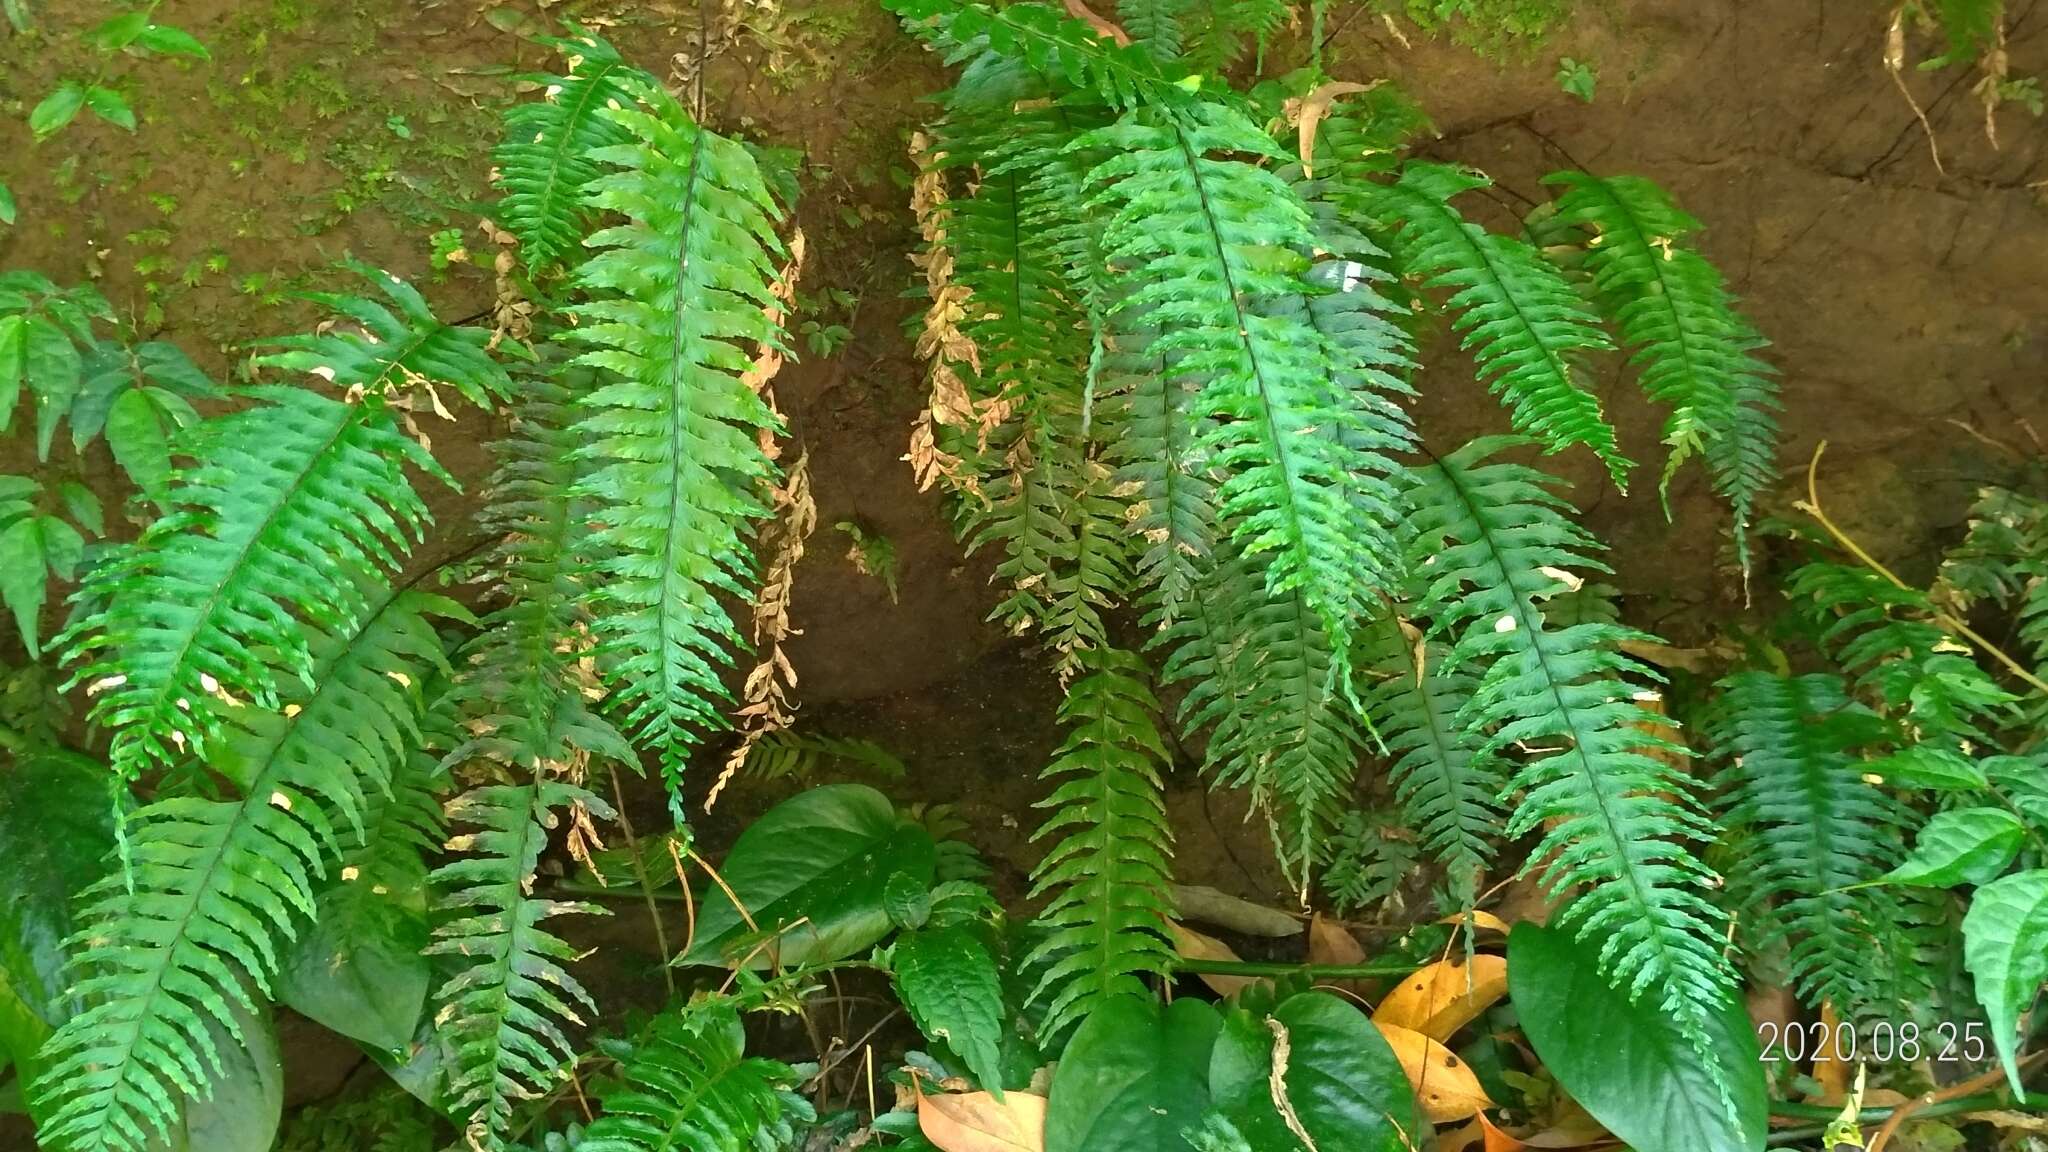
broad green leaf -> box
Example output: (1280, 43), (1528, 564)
(90, 9), (150, 50)
(84, 85), (137, 131)
(0, 315), (23, 425)
(37, 515), (82, 581)
(1884, 808), (2026, 887)
(26, 315), (80, 459)
(0, 181), (14, 225)
(679, 784), (936, 968)
(1962, 868), (2048, 1095)
(1869, 745), (1989, 791)
(1046, 997), (1217, 1152)
(371, 1014), (457, 1114)
(1208, 993), (1416, 1152)
(138, 341), (218, 396)
(1986, 756), (2048, 831)
(1508, 923), (1767, 1152)
(133, 24), (209, 58)
(0, 518), (47, 656)
(886, 870), (933, 930)
(151, 1004), (284, 1152)
(0, 746), (114, 1078)
(29, 83), (86, 140)
(106, 385), (171, 501)
(895, 925), (1007, 1096)
(58, 481), (102, 536)
(279, 854), (431, 1054)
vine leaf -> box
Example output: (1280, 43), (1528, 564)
(894, 924), (1007, 1096)
(1961, 868), (2048, 1094)
(1882, 808), (2027, 887)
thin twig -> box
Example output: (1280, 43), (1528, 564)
(1796, 440), (2048, 696)
(609, 768), (675, 999)
(1867, 1054), (2044, 1152)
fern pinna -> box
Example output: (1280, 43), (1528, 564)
(34, 589), (454, 1152)
(494, 31), (635, 276)
(576, 998), (809, 1152)
(1402, 437), (1737, 1082)
(563, 68), (788, 808)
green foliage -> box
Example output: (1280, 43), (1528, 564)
(1320, 807), (1420, 915)
(564, 68), (785, 802)
(891, 924), (1007, 1094)
(1706, 672), (1923, 1021)
(33, 589), (453, 1152)
(1402, 438), (1736, 1070)
(577, 998), (809, 1152)
(1045, 996), (1217, 1151)
(1543, 173), (1779, 564)
(1208, 993), (1417, 1152)
(427, 777), (613, 1151)
(1022, 648), (1176, 1042)
(493, 32), (638, 275)
(1375, 165), (1627, 486)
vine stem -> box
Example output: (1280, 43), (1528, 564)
(1172, 958), (1416, 979)
(1796, 440), (2048, 696)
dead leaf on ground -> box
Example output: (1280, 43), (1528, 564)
(1061, 0), (1131, 44)
(1372, 953), (1509, 1041)
(1173, 884), (1304, 937)
(1375, 1021), (1494, 1123)
(1807, 1001), (1850, 1104)
(1440, 909), (1513, 936)
(1170, 920), (1260, 998)
(1292, 80), (1376, 177)
(1306, 912), (1376, 1000)
(915, 1083), (1047, 1152)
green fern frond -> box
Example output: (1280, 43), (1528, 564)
(33, 589), (456, 1152)
(64, 382), (451, 793)
(576, 998), (809, 1152)
(1943, 485), (2048, 672)
(738, 728), (909, 784)
(1182, 0), (1288, 70)
(252, 261), (513, 410)
(1357, 618), (1502, 901)
(1402, 436), (1735, 1070)
(427, 776), (615, 1151)
(886, 0), (1192, 110)
(1118, 0), (1189, 59)
(1374, 163), (1629, 487)
(1081, 102), (1403, 670)
(565, 71), (786, 800)
(1108, 332), (1214, 627)
(495, 31), (641, 275)
(1706, 671), (1924, 1020)
(1023, 647), (1176, 1041)
(1321, 807), (1421, 916)
(1544, 172), (1779, 564)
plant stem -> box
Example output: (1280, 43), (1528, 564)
(1171, 958), (1415, 979)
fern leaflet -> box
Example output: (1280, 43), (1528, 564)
(495, 31), (640, 276)
(576, 998), (809, 1152)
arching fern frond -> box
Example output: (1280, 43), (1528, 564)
(1402, 437), (1734, 1077)
(427, 777), (615, 1152)
(566, 71), (786, 801)
(576, 998), (809, 1152)
(65, 383), (450, 793)
(1022, 647), (1176, 1042)
(1373, 164), (1628, 487)
(495, 31), (641, 276)
(34, 589), (456, 1152)
(886, 0), (1192, 110)
(1544, 172), (1779, 567)
(1705, 671), (1924, 1021)
(1118, 0), (1189, 60)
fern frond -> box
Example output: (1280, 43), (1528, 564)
(1357, 618), (1502, 901)
(1706, 672), (1924, 1021)
(33, 589), (455, 1152)
(1022, 647), (1176, 1041)
(1402, 437), (1735, 1070)
(1544, 172), (1780, 565)
(1082, 102), (1403, 670)
(576, 998), (809, 1152)
(886, 0), (1191, 110)
(1108, 328), (1214, 626)
(1321, 807), (1421, 916)
(1943, 485), (2048, 672)
(1373, 164), (1628, 487)
(494, 31), (641, 275)
(737, 728), (909, 784)
(427, 776), (614, 1151)
(1182, 0), (1288, 70)
(566, 71), (786, 800)
(1117, 0), (1189, 59)
(65, 380), (450, 792)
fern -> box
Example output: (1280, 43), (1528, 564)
(1943, 485), (2048, 674)
(33, 589), (455, 1152)
(1322, 807), (1422, 916)
(1402, 437), (1735, 1074)
(1118, 0), (1189, 60)
(1544, 172), (1780, 566)
(1081, 101), (1403, 675)
(1373, 163), (1628, 487)
(1022, 647), (1177, 1042)
(1357, 617), (1502, 902)
(494, 31), (640, 276)
(65, 269), (491, 793)
(1706, 672), (1924, 1021)
(565, 70), (786, 802)
(577, 998), (809, 1152)
(427, 777), (614, 1151)
(886, 0), (1192, 110)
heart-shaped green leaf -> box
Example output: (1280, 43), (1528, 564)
(0, 746), (113, 1076)
(679, 784), (934, 968)
(1885, 808), (2026, 887)
(279, 846), (430, 1054)
(1046, 996), (1218, 1152)
(1209, 992), (1417, 1152)
(1508, 923), (1766, 1152)
(1962, 868), (2048, 1095)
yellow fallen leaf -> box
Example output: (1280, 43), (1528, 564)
(1372, 953), (1509, 1041)
(916, 1084), (1047, 1152)
(1170, 921), (1259, 998)
(1374, 1022), (1494, 1124)
(1807, 1001), (1851, 1104)
(1438, 909), (1512, 936)
(1293, 80), (1376, 177)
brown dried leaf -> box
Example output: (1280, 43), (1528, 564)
(1292, 80), (1375, 178)
(1307, 913), (1366, 965)
(1061, 0), (1131, 45)
(915, 1085), (1046, 1152)
(1371, 953), (1508, 1041)
(1374, 1021), (1494, 1124)
(1169, 921), (1258, 998)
